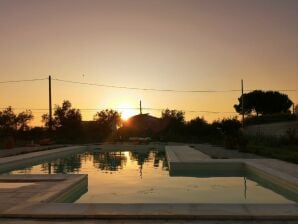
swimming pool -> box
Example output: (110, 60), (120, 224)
(5, 148), (298, 204)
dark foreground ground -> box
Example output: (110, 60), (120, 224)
(0, 219), (298, 224)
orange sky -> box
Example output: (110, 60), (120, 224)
(0, 0), (297, 126)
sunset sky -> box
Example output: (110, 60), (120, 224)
(0, 0), (297, 125)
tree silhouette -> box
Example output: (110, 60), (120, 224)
(187, 116), (208, 134)
(93, 109), (121, 140)
(16, 110), (34, 131)
(161, 109), (185, 123)
(0, 107), (34, 134)
(212, 117), (245, 149)
(42, 100), (82, 141)
(0, 107), (17, 132)
(234, 90), (293, 116)
(186, 116), (218, 141)
(161, 109), (185, 140)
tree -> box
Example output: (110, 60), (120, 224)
(0, 107), (34, 143)
(42, 100), (82, 140)
(93, 109), (121, 140)
(0, 107), (34, 132)
(16, 110), (34, 131)
(160, 109), (185, 140)
(161, 109), (185, 123)
(41, 113), (51, 128)
(54, 101), (82, 128)
(94, 109), (121, 128)
(234, 90), (293, 116)
(212, 117), (246, 149)
(187, 116), (209, 136)
(0, 107), (17, 132)
(212, 117), (241, 136)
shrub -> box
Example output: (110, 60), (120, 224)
(213, 118), (247, 149)
(244, 113), (296, 126)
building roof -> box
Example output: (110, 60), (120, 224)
(124, 113), (166, 133)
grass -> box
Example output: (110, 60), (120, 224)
(241, 143), (298, 164)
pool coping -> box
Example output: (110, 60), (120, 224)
(0, 203), (297, 220)
(166, 146), (298, 193)
(0, 144), (297, 220)
(0, 146), (88, 174)
(0, 174), (87, 215)
(0, 146), (87, 167)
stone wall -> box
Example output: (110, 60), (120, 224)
(243, 121), (298, 137)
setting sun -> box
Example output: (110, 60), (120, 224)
(116, 101), (138, 121)
(0, 1), (298, 221)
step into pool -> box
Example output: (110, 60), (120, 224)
(4, 149), (298, 204)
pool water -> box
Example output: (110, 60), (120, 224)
(7, 149), (297, 204)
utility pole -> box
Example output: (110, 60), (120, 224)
(49, 75), (52, 131)
(139, 100), (142, 115)
(241, 79), (244, 128)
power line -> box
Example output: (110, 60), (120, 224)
(52, 78), (298, 93)
(52, 78), (241, 93)
(0, 78), (47, 84)
(0, 77), (297, 93)
(0, 107), (237, 114)
(0, 108), (48, 111)
(261, 89), (298, 92)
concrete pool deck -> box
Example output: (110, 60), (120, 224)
(87, 142), (165, 151)
(0, 144), (297, 221)
(0, 145), (87, 173)
(0, 145), (87, 166)
(0, 174), (87, 213)
(1, 203), (297, 220)
(166, 146), (298, 193)
(0, 145), (67, 158)
(0, 220), (298, 224)
(166, 146), (211, 162)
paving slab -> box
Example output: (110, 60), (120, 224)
(245, 159), (298, 192)
(87, 143), (165, 151)
(0, 203), (297, 220)
(1, 219), (297, 224)
(166, 144), (298, 194)
(245, 159), (298, 179)
(0, 174), (68, 182)
(0, 174), (87, 213)
(192, 144), (261, 159)
(0, 146), (87, 166)
(0, 146), (87, 174)
(0, 145), (67, 158)
(166, 146), (210, 163)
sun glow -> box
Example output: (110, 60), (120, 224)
(116, 101), (137, 121)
